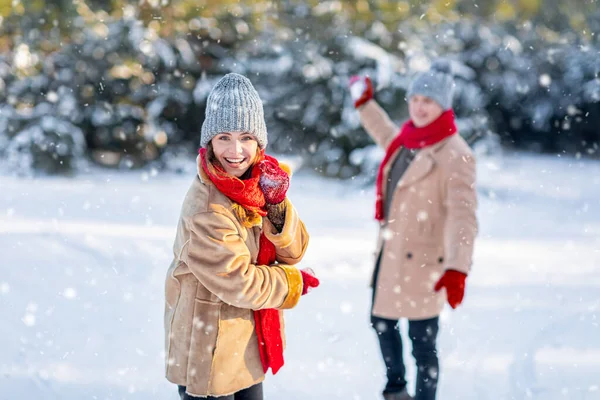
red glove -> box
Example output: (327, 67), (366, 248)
(349, 75), (373, 109)
(434, 269), (467, 309)
(300, 268), (319, 295)
(258, 159), (290, 204)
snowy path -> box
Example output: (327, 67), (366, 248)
(1, 153), (599, 399)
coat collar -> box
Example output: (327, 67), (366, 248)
(395, 135), (455, 190)
(196, 154), (208, 184)
(419, 134), (454, 157)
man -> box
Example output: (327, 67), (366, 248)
(349, 60), (478, 400)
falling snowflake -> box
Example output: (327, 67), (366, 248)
(62, 287), (77, 299)
(46, 92), (59, 103)
(428, 366), (439, 379)
(539, 74), (552, 87)
(340, 302), (353, 314)
(193, 317), (205, 330)
(375, 321), (388, 333)
(381, 228), (394, 241)
(22, 314), (36, 327)
(567, 105), (581, 116)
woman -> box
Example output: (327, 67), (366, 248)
(349, 60), (478, 400)
(165, 73), (320, 399)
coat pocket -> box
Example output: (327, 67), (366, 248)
(186, 299), (221, 393)
(403, 245), (445, 293)
(211, 304), (264, 393)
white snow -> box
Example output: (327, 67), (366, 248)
(1, 152), (599, 399)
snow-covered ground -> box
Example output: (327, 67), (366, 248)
(1, 152), (599, 400)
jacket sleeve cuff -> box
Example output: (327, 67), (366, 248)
(277, 264), (303, 309)
(444, 246), (473, 275)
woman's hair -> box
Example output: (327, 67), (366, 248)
(205, 141), (264, 228)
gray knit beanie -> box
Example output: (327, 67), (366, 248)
(200, 73), (268, 149)
(406, 59), (455, 110)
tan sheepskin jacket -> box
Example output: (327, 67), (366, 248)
(164, 163), (308, 397)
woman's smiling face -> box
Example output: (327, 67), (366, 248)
(210, 132), (259, 177)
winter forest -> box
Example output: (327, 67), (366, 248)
(1, 0), (599, 176)
(1, 0), (600, 399)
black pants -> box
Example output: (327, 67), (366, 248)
(371, 315), (439, 400)
(371, 251), (439, 400)
(178, 384), (263, 400)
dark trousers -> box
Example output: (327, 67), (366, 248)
(178, 383), (263, 400)
(371, 251), (439, 400)
(370, 314), (439, 400)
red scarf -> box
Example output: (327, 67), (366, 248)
(375, 110), (457, 221)
(198, 148), (285, 375)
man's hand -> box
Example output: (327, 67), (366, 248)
(349, 75), (373, 109)
(434, 269), (467, 309)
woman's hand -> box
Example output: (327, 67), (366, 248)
(258, 159), (290, 205)
(300, 268), (320, 295)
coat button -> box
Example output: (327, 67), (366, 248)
(406, 252), (413, 259)
(438, 257), (444, 264)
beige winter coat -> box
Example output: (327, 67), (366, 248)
(359, 100), (478, 320)
(164, 163), (308, 397)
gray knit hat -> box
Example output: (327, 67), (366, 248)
(200, 73), (268, 149)
(406, 59), (455, 110)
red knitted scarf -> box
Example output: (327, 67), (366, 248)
(375, 110), (457, 221)
(198, 148), (285, 375)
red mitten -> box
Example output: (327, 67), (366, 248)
(434, 269), (467, 309)
(300, 268), (320, 295)
(258, 159), (290, 204)
(349, 75), (373, 109)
